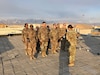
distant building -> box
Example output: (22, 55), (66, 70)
(93, 26), (100, 29)
(0, 24), (7, 28)
(74, 24), (93, 35)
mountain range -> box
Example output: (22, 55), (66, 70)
(0, 19), (100, 25)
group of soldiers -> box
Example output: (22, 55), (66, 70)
(22, 22), (78, 67)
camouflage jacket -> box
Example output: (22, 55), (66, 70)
(49, 28), (59, 41)
(22, 28), (29, 38)
(38, 27), (49, 42)
(60, 28), (67, 38)
(66, 30), (77, 46)
(56, 27), (61, 39)
(28, 29), (37, 42)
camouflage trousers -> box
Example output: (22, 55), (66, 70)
(57, 39), (61, 50)
(69, 45), (76, 64)
(40, 42), (48, 56)
(23, 38), (28, 54)
(51, 40), (58, 53)
(27, 41), (36, 58)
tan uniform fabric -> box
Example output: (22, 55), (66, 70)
(66, 30), (77, 64)
(38, 27), (49, 57)
(56, 27), (61, 50)
(22, 28), (29, 54)
(28, 29), (37, 58)
(49, 28), (59, 53)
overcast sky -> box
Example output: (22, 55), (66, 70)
(0, 0), (100, 23)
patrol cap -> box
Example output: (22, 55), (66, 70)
(25, 23), (28, 25)
(68, 24), (73, 28)
(24, 23), (28, 27)
(30, 24), (33, 27)
(42, 21), (46, 23)
(63, 23), (66, 26)
(53, 23), (56, 26)
(57, 23), (60, 25)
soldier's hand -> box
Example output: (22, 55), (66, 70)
(60, 38), (63, 40)
(40, 41), (42, 45)
(63, 35), (65, 38)
(22, 40), (25, 43)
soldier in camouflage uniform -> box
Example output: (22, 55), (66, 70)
(46, 25), (51, 54)
(38, 22), (49, 57)
(49, 23), (59, 54)
(36, 26), (41, 53)
(60, 23), (67, 51)
(56, 23), (61, 51)
(66, 25), (77, 67)
(28, 25), (37, 60)
(22, 23), (30, 55)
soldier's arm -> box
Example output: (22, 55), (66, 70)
(35, 31), (38, 41)
(49, 30), (52, 39)
(76, 32), (80, 38)
(73, 31), (78, 39)
(59, 29), (64, 39)
(58, 29), (63, 40)
(22, 29), (25, 43)
(66, 32), (69, 41)
(38, 29), (41, 41)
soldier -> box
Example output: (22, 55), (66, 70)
(60, 23), (67, 51)
(22, 23), (29, 55)
(47, 25), (51, 53)
(38, 22), (49, 57)
(47, 25), (50, 32)
(36, 26), (41, 53)
(66, 25), (77, 67)
(49, 23), (59, 54)
(28, 25), (37, 60)
(56, 23), (61, 51)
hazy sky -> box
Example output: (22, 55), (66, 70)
(0, 0), (100, 23)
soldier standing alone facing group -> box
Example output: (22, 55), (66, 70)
(66, 25), (77, 67)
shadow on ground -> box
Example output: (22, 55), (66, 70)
(59, 39), (70, 75)
(0, 36), (14, 54)
(81, 35), (100, 55)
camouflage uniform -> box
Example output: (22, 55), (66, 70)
(36, 26), (41, 53)
(66, 29), (77, 65)
(28, 28), (37, 59)
(47, 26), (51, 52)
(38, 27), (49, 57)
(22, 28), (29, 55)
(49, 28), (59, 54)
(56, 26), (61, 50)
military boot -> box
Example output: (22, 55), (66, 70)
(54, 50), (57, 54)
(33, 56), (36, 60)
(42, 52), (45, 57)
(68, 62), (75, 67)
(44, 52), (47, 57)
(30, 57), (33, 60)
(25, 49), (28, 55)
